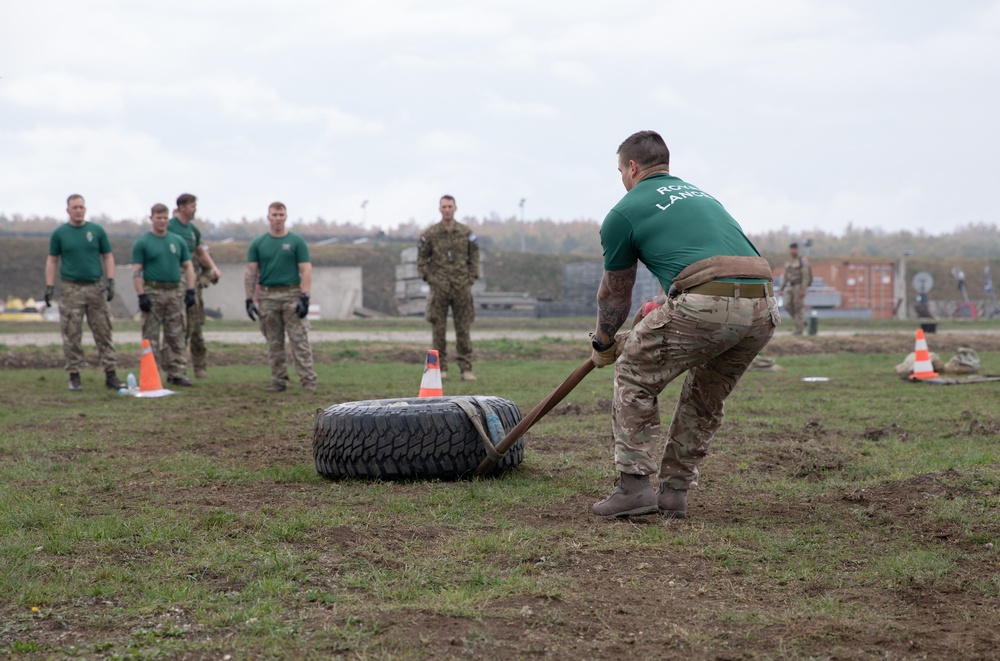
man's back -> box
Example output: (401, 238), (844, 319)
(601, 173), (761, 290)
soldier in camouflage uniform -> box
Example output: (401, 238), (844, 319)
(44, 194), (126, 391)
(244, 202), (317, 393)
(779, 242), (812, 335)
(168, 193), (222, 378)
(417, 195), (480, 381)
(131, 203), (197, 387)
(590, 131), (779, 520)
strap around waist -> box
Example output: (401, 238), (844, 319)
(686, 281), (773, 298)
(144, 280), (180, 289)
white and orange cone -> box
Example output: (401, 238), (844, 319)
(909, 329), (939, 381)
(134, 338), (175, 397)
(418, 349), (444, 397)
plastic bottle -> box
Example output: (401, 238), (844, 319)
(127, 372), (137, 391)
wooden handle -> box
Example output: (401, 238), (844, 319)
(474, 358), (597, 476)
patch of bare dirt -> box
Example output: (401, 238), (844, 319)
(765, 331), (1000, 357)
(5, 330), (999, 370)
(547, 397), (612, 417)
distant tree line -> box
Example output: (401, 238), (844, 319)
(2, 213), (998, 260)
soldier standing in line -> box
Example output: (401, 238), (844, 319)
(779, 242), (813, 335)
(43, 194), (126, 391)
(244, 201), (317, 393)
(416, 195), (480, 381)
(167, 193), (222, 378)
(131, 203), (197, 387)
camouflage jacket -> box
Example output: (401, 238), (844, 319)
(782, 256), (812, 289)
(417, 221), (480, 290)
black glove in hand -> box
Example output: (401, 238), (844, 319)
(296, 294), (310, 319)
(44, 285), (54, 307)
(246, 298), (260, 321)
(106, 278), (115, 302)
(138, 293), (151, 313)
(184, 288), (196, 308)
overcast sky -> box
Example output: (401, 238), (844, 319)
(2, 1), (998, 235)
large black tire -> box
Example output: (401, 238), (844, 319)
(312, 396), (524, 480)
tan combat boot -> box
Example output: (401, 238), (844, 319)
(657, 483), (688, 519)
(460, 370), (476, 382)
(592, 473), (658, 519)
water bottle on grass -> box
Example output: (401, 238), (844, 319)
(120, 372), (138, 395)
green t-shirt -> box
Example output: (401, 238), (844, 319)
(49, 222), (112, 282)
(130, 231), (192, 283)
(167, 217), (201, 256)
(248, 232), (310, 287)
(600, 173), (764, 291)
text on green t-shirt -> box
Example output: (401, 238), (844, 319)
(601, 173), (763, 291)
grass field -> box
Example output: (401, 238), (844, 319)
(2, 339), (1000, 659)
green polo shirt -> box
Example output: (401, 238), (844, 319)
(131, 231), (191, 283)
(248, 232), (310, 287)
(49, 222), (112, 282)
(600, 173), (764, 290)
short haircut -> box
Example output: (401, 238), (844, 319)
(268, 201), (286, 212)
(151, 203), (169, 216)
(440, 195), (456, 203)
(617, 130), (670, 170)
(176, 193), (197, 207)
(67, 194), (84, 205)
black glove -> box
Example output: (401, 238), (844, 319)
(184, 288), (196, 308)
(246, 298), (260, 321)
(138, 293), (151, 313)
(44, 285), (54, 307)
(296, 294), (310, 319)
(106, 278), (115, 302)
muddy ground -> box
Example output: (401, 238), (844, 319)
(4, 331), (1000, 371)
(4, 331), (1000, 658)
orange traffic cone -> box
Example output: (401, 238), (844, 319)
(418, 349), (444, 397)
(131, 338), (177, 398)
(909, 329), (939, 381)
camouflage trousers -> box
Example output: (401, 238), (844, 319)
(259, 287), (316, 388)
(141, 287), (188, 380)
(59, 280), (117, 374)
(613, 292), (779, 490)
(425, 284), (474, 373)
(185, 285), (207, 372)
(784, 284), (807, 335)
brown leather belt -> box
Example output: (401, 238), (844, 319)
(144, 280), (180, 290)
(686, 281), (773, 298)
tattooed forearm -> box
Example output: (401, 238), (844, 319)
(594, 265), (637, 342)
(244, 264), (259, 299)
